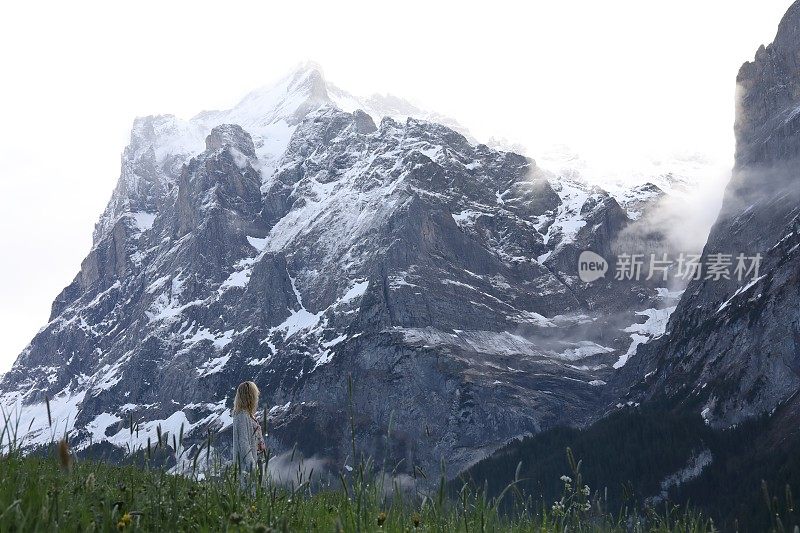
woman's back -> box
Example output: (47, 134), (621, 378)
(232, 410), (258, 472)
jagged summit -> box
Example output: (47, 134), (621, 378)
(205, 124), (256, 157)
(735, 0), (800, 171)
(93, 63), (465, 245)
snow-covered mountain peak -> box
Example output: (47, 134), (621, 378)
(95, 64), (343, 243)
(216, 62), (331, 130)
(6, 62), (698, 477)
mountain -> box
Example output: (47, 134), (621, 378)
(1, 63), (683, 477)
(461, 3), (800, 527)
(616, 0), (800, 430)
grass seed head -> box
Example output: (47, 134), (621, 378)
(116, 512), (132, 530)
(57, 439), (73, 471)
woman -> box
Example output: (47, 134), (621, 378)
(232, 381), (266, 490)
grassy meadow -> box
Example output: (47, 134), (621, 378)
(0, 436), (720, 532)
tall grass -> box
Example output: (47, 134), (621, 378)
(0, 450), (718, 532)
(0, 394), (720, 531)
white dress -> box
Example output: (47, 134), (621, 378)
(232, 411), (264, 490)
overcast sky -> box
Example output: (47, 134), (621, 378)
(0, 0), (793, 372)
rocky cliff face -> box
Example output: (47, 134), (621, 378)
(0, 64), (681, 477)
(618, 1), (800, 428)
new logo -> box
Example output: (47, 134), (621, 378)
(578, 251), (608, 282)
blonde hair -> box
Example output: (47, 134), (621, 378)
(233, 381), (259, 416)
